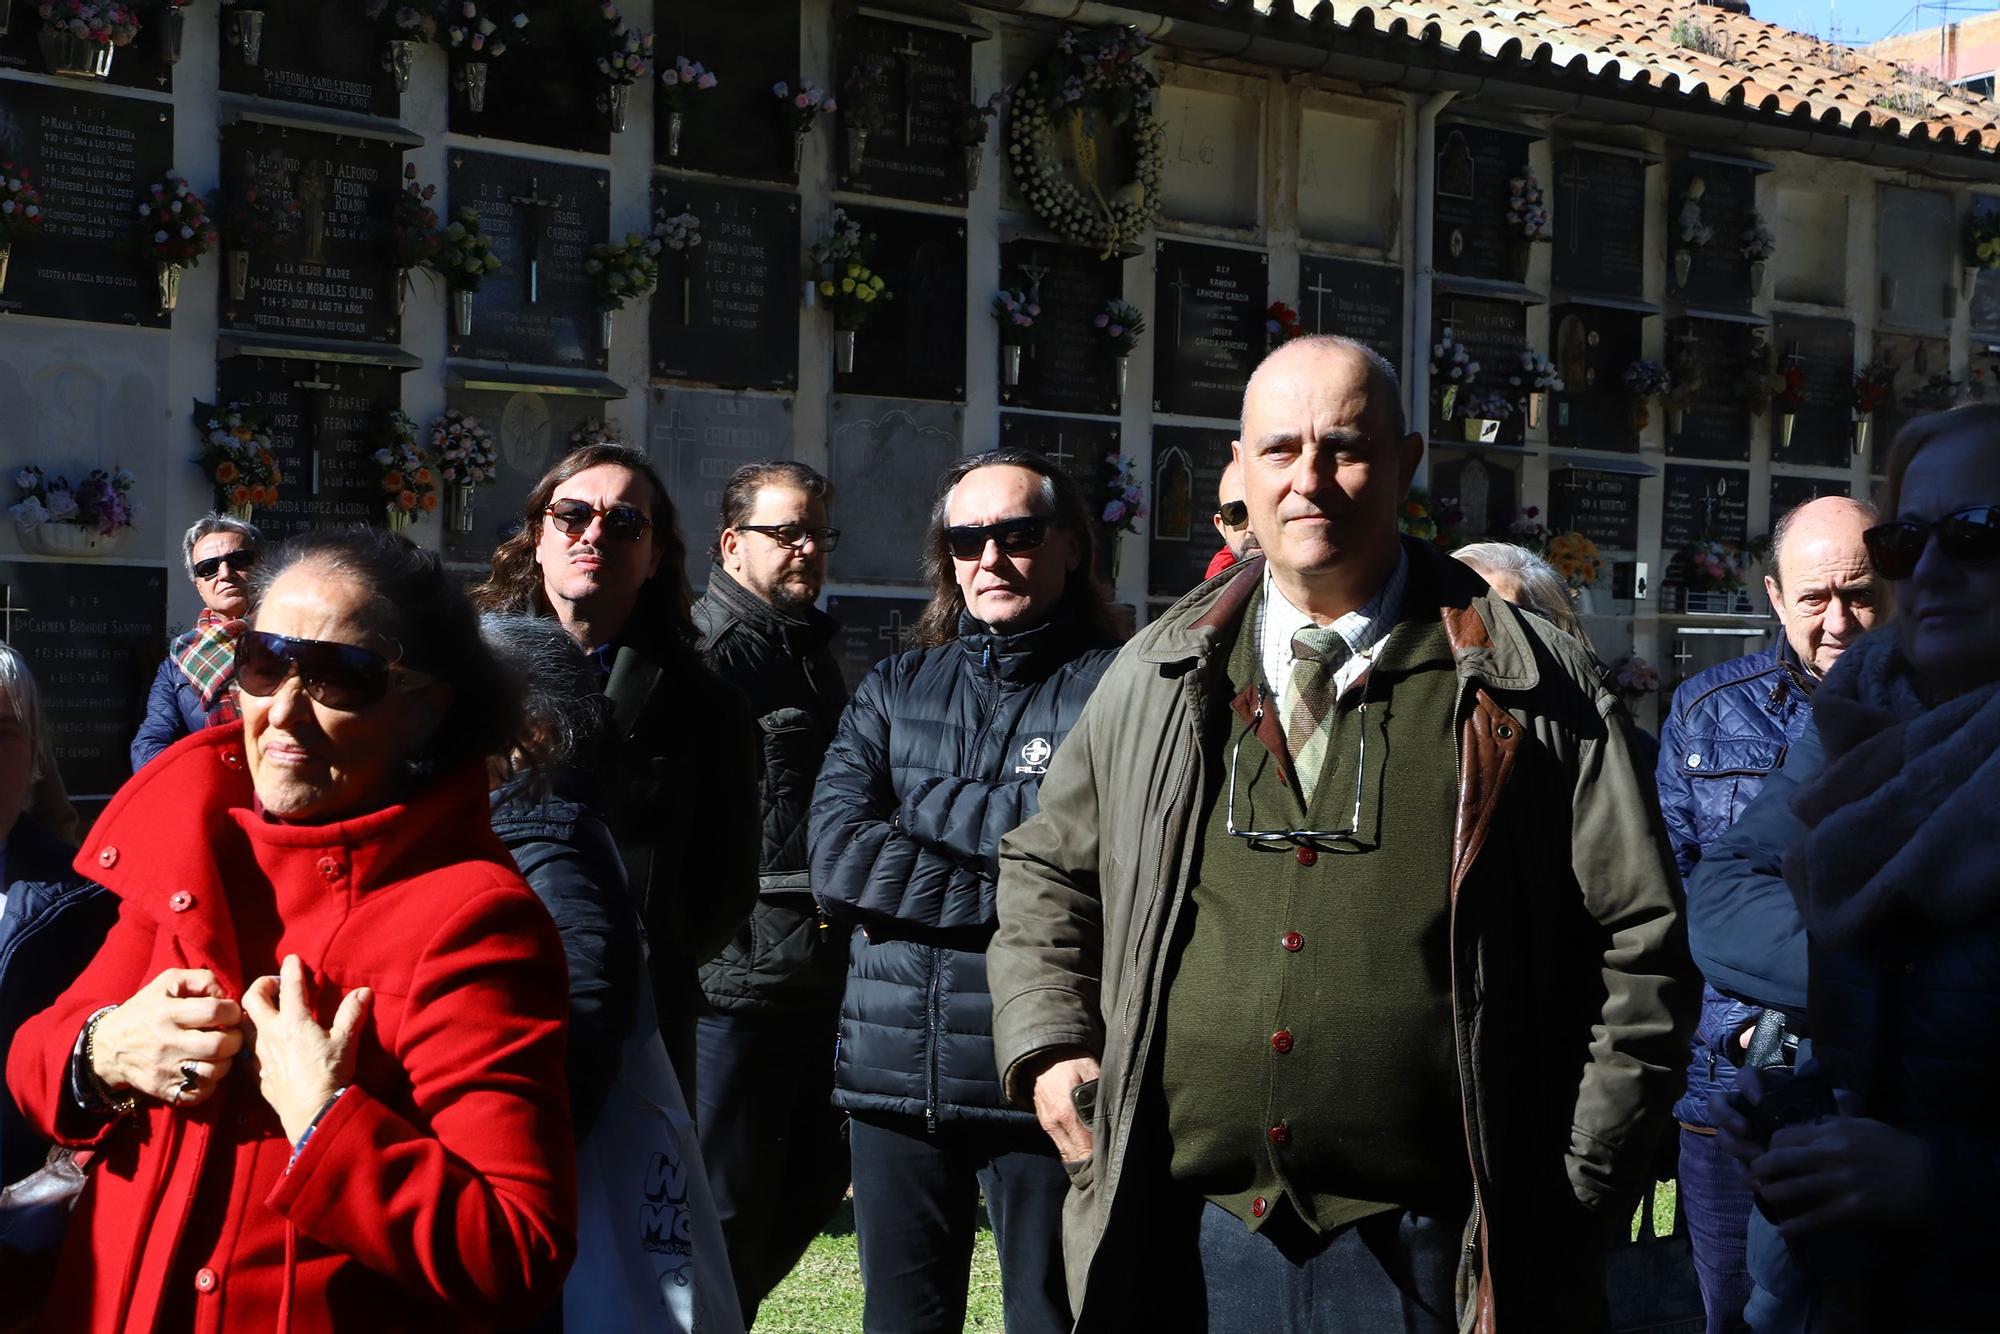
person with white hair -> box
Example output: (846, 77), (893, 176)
(130, 513), (263, 770)
(1451, 541), (1592, 649)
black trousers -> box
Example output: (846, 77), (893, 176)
(693, 1009), (851, 1325)
(847, 1111), (1074, 1334)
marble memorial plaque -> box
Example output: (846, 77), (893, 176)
(1153, 239), (1263, 421)
(999, 241), (1122, 416)
(1432, 295), (1525, 447)
(1550, 467), (1641, 551)
(656, 1), (803, 183)
(839, 206), (966, 404)
(1662, 463), (1750, 550)
(1971, 196), (2000, 337)
(651, 388), (795, 589)
(437, 390), (607, 565)
(449, 151), (607, 369)
(0, 82), (172, 327)
(825, 593), (925, 687)
(836, 15), (971, 207)
(1431, 453), (1519, 539)
(449, 2), (608, 154)
(219, 123), (402, 344)
(1877, 186), (1957, 332)
(1548, 305), (1645, 453)
(1432, 122), (1535, 283)
(999, 412), (1120, 583)
(1553, 148), (1646, 299)
(220, 3), (394, 117)
(1147, 424), (1235, 597)
(1299, 255), (1402, 376)
(1769, 472), (1851, 524)
(652, 179), (799, 391)
(1870, 332), (1951, 474)
(1771, 316), (1855, 470)
(1666, 319), (1754, 462)
(1668, 160), (1754, 311)
(0, 561), (166, 796)
(827, 395), (962, 583)
(217, 358), (405, 540)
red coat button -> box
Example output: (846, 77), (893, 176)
(194, 1266), (217, 1293)
(1268, 1123), (1291, 1148)
(1250, 1196), (1268, 1218)
(96, 846), (118, 868)
(1295, 846), (1317, 867)
(169, 891), (195, 913)
(1281, 931), (1304, 953)
(1270, 1029), (1294, 1054)
(219, 748), (243, 769)
(317, 856), (345, 882)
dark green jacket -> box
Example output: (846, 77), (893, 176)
(988, 542), (1694, 1332)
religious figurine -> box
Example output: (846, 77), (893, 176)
(295, 160), (334, 266)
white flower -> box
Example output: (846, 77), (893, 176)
(45, 491), (78, 521)
(10, 498), (48, 526)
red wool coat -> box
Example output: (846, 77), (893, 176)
(6, 727), (577, 1332)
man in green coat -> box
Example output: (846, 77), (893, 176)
(988, 337), (1693, 1333)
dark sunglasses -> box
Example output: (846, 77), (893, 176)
(1862, 506), (2000, 579)
(943, 515), (1050, 561)
(738, 523), (841, 552)
(544, 498), (654, 543)
(236, 631), (433, 711)
(192, 549), (259, 580)
(1216, 500), (1248, 530)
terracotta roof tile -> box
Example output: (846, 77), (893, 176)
(1254, 0), (2000, 154)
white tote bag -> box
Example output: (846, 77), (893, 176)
(564, 971), (743, 1334)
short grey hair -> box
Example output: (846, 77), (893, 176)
(478, 611), (604, 772)
(0, 642), (48, 791)
(1242, 335), (1408, 440)
(181, 513), (262, 581)
(1767, 496), (1879, 593)
(1453, 541), (1592, 651)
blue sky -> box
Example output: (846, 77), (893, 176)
(1753, 0), (1997, 44)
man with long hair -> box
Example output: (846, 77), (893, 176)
(809, 447), (1121, 1333)
(474, 440), (759, 1107)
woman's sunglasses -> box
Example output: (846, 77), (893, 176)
(943, 516), (1050, 561)
(1862, 506), (2000, 580)
(237, 631), (433, 711)
(192, 549), (259, 580)
(544, 499), (653, 543)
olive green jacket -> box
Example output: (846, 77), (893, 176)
(989, 543), (1694, 1333)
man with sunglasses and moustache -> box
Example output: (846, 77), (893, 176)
(132, 513), (263, 771)
(474, 442), (759, 1110)
(689, 461), (853, 1326)
(988, 336), (1690, 1333)
(1653, 494), (1881, 1334)
(809, 448), (1122, 1334)
(1205, 460), (1260, 580)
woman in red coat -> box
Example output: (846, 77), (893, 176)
(6, 528), (577, 1332)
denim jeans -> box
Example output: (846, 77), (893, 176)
(1679, 1125), (1756, 1333)
(1195, 1201), (1461, 1334)
(847, 1112), (1073, 1334)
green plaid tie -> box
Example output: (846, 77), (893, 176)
(1285, 626), (1349, 803)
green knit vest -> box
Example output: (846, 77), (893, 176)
(1159, 577), (1473, 1235)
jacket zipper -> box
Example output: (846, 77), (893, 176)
(925, 944), (944, 1132)
(1448, 682), (1491, 1325)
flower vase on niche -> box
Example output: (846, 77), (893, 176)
(38, 29), (115, 79)
(161, 7), (186, 62)
(383, 39), (417, 92)
(667, 111), (684, 158)
(834, 328), (856, 375)
(157, 262), (183, 312)
(231, 9), (264, 66)
(844, 127), (868, 175)
(1001, 343), (1022, 387)
(0, 245), (10, 296)
(227, 249), (251, 302)
(447, 481), (476, 534)
(605, 84), (630, 133)
(458, 62), (489, 114)
(1526, 392), (1545, 428)
(1852, 414), (1870, 457)
(452, 289), (474, 337)
(1673, 250), (1693, 288)
(1779, 409), (1797, 450)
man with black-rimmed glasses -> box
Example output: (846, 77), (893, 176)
(690, 460), (851, 1326)
(988, 335), (1693, 1334)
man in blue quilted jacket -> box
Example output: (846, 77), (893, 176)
(809, 448), (1122, 1334)
(1655, 494), (1879, 1333)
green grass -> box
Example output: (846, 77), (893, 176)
(752, 1185), (1677, 1331)
(752, 1199), (1004, 1334)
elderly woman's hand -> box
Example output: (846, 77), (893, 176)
(241, 955), (372, 1144)
(89, 969), (246, 1108)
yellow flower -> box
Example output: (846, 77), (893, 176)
(870, 275), (885, 291)
(840, 278), (856, 293)
(845, 263), (860, 279)
(819, 281), (835, 297)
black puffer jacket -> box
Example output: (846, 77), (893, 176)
(694, 569), (849, 1014)
(810, 605), (1117, 1128)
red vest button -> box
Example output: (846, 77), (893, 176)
(1295, 845), (1317, 867)
(1281, 931), (1304, 953)
(169, 891), (195, 913)
(1250, 1196), (1268, 1218)
(95, 846), (118, 868)
(1268, 1123), (1291, 1148)
(194, 1267), (217, 1293)
(1270, 1029), (1294, 1054)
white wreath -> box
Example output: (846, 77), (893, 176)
(1006, 69), (1164, 258)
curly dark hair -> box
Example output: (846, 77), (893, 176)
(910, 447), (1119, 648)
(252, 527), (520, 777)
(470, 442), (695, 649)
